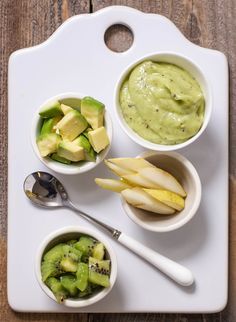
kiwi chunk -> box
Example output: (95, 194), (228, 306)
(61, 275), (78, 297)
(76, 262), (89, 291)
(92, 242), (105, 260)
(74, 236), (97, 262)
(88, 257), (110, 288)
(46, 277), (68, 303)
(60, 257), (78, 272)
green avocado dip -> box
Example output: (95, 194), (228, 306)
(119, 61), (205, 145)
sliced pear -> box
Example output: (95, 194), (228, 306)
(95, 178), (131, 193)
(107, 158), (155, 172)
(121, 188), (175, 215)
(139, 167), (186, 197)
(104, 160), (134, 177)
(143, 189), (185, 211)
(122, 173), (159, 189)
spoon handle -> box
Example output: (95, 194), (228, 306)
(66, 201), (193, 286)
(118, 233), (194, 286)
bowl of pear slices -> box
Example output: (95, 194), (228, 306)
(95, 151), (202, 232)
(35, 226), (117, 307)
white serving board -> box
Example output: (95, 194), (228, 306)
(8, 6), (228, 313)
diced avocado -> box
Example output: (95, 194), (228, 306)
(76, 263), (89, 291)
(81, 96), (105, 129)
(37, 133), (61, 157)
(51, 153), (71, 164)
(83, 128), (93, 140)
(57, 141), (85, 162)
(56, 110), (88, 141)
(60, 97), (81, 110)
(73, 135), (96, 162)
(88, 126), (109, 153)
(40, 115), (63, 135)
(39, 100), (62, 118)
(60, 275), (78, 297)
(61, 103), (74, 115)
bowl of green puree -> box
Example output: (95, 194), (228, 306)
(115, 52), (212, 151)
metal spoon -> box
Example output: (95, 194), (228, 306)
(24, 171), (194, 286)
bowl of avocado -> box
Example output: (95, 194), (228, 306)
(32, 92), (112, 174)
(35, 226), (117, 307)
(115, 52), (212, 151)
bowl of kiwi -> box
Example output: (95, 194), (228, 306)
(31, 92), (113, 175)
(35, 226), (117, 307)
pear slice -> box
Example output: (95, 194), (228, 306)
(95, 178), (131, 193)
(139, 167), (186, 197)
(107, 158), (155, 172)
(143, 189), (185, 211)
(104, 160), (135, 177)
(122, 173), (159, 189)
(121, 188), (175, 215)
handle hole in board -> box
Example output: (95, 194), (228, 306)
(104, 24), (134, 53)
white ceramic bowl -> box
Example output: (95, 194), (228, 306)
(115, 52), (212, 151)
(35, 226), (117, 307)
(121, 151), (202, 232)
(32, 92), (113, 175)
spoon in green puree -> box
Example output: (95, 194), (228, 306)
(24, 171), (194, 287)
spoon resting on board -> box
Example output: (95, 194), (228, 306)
(23, 171), (194, 287)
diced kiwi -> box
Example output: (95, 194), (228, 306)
(76, 262), (89, 291)
(74, 236), (97, 262)
(60, 257), (78, 272)
(61, 275), (78, 297)
(88, 257), (110, 288)
(92, 243), (105, 260)
(45, 277), (68, 303)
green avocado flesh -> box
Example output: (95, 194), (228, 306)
(41, 237), (110, 303)
(36, 97), (109, 163)
(119, 61), (205, 145)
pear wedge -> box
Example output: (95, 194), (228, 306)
(121, 188), (175, 215)
(122, 173), (159, 189)
(143, 189), (185, 211)
(104, 160), (134, 177)
(95, 178), (131, 193)
(107, 158), (155, 172)
(139, 167), (186, 197)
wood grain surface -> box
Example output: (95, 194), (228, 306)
(0, 0), (235, 321)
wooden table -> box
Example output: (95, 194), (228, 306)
(0, 1), (235, 321)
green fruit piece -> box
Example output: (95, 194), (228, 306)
(81, 96), (105, 129)
(60, 98), (81, 110)
(92, 243), (105, 260)
(78, 283), (93, 298)
(41, 260), (62, 282)
(55, 110), (88, 141)
(67, 239), (77, 246)
(60, 275), (78, 297)
(45, 277), (68, 303)
(74, 236), (97, 262)
(88, 126), (109, 153)
(60, 257), (78, 272)
(83, 128), (92, 139)
(39, 101), (62, 118)
(51, 153), (72, 164)
(76, 263), (89, 291)
(88, 257), (110, 288)
(37, 133), (61, 157)
(40, 115), (63, 135)
(57, 141), (85, 162)
(73, 135), (96, 162)
(61, 104), (74, 115)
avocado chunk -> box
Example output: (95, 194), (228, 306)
(39, 100), (62, 118)
(37, 133), (61, 157)
(40, 115), (63, 135)
(60, 103), (73, 115)
(56, 110), (88, 141)
(73, 135), (96, 161)
(88, 126), (109, 153)
(57, 141), (85, 162)
(51, 153), (71, 164)
(81, 97), (105, 129)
